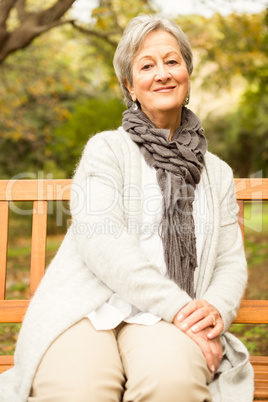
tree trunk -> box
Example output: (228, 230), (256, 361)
(0, 0), (76, 63)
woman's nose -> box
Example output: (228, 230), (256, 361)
(155, 65), (171, 82)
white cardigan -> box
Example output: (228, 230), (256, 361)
(87, 154), (208, 330)
(0, 127), (254, 402)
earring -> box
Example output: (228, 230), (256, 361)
(183, 88), (190, 106)
(132, 100), (138, 111)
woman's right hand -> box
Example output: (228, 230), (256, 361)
(173, 315), (223, 375)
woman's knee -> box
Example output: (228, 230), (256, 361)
(119, 321), (211, 401)
(153, 357), (210, 395)
(123, 364), (211, 402)
(29, 319), (125, 401)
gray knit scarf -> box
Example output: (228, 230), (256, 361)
(122, 103), (207, 297)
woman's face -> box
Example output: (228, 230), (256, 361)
(125, 29), (190, 123)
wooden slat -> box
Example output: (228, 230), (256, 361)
(254, 370), (268, 379)
(1, 301), (266, 324)
(237, 199), (245, 242)
(0, 178), (265, 201)
(0, 202), (9, 299)
(255, 391), (268, 400)
(255, 381), (268, 389)
(234, 300), (268, 324)
(251, 356), (268, 380)
(30, 201), (48, 297)
(0, 180), (72, 201)
(235, 178), (268, 200)
(0, 355), (14, 374)
(0, 300), (29, 322)
(251, 356), (268, 366)
(251, 356), (268, 401)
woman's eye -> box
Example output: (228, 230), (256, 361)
(167, 60), (178, 65)
(142, 64), (152, 70)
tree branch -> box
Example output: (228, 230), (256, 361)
(0, 0), (17, 48)
(15, 0), (28, 22)
(71, 21), (120, 48)
(0, 0), (17, 25)
(0, 0), (76, 63)
(104, 0), (124, 32)
(38, 0), (76, 25)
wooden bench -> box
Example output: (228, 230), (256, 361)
(0, 178), (268, 400)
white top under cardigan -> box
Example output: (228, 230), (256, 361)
(87, 152), (208, 330)
(0, 127), (254, 402)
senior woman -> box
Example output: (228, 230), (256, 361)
(0, 14), (254, 402)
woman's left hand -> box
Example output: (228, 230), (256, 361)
(175, 299), (224, 339)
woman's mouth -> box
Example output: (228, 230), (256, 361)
(153, 86), (176, 93)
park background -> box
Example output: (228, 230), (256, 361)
(0, 0), (267, 355)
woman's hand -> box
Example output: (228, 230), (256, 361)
(173, 314), (223, 375)
(174, 299), (224, 340)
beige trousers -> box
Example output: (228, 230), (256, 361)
(28, 318), (211, 402)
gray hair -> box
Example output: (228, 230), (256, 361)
(113, 14), (193, 105)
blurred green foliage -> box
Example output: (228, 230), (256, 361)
(204, 88), (268, 177)
(51, 97), (126, 177)
(0, 1), (267, 178)
(177, 9), (268, 177)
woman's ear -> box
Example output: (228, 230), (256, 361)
(124, 79), (136, 101)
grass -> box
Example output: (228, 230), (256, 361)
(0, 324), (22, 355)
(0, 202), (267, 356)
(230, 323), (268, 355)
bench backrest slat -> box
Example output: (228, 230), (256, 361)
(237, 200), (245, 242)
(0, 300), (29, 322)
(30, 200), (48, 297)
(0, 201), (9, 300)
(0, 180), (71, 201)
(235, 178), (268, 200)
(234, 300), (268, 324)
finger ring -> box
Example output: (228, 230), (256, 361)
(212, 316), (216, 327)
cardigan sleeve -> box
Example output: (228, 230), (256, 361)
(202, 162), (247, 331)
(70, 132), (192, 323)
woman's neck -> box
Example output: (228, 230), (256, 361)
(143, 108), (182, 140)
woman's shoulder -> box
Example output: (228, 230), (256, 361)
(73, 127), (141, 179)
(79, 127), (136, 160)
(86, 126), (132, 147)
(204, 151), (236, 200)
(204, 151), (234, 179)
